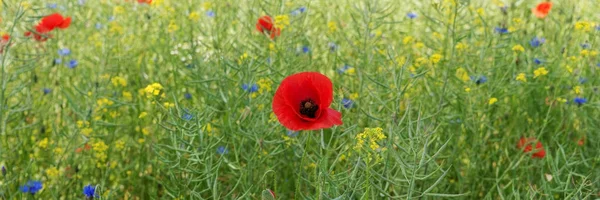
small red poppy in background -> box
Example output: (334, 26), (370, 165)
(532, 2), (552, 19)
(517, 137), (546, 158)
(0, 34), (10, 53)
(256, 15), (280, 39)
(137, 0), (152, 4)
(25, 13), (71, 42)
(272, 72), (343, 131)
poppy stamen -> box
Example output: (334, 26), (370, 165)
(300, 99), (318, 118)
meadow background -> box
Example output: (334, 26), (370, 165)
(0, 0), (599, 199)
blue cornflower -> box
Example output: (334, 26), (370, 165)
(83, 184), (98, 199)
(407, 12), (417, 19)
(68, 59), (78, 69)
(207, 11), (215, 17)
(108, 16), (115, 22)
(184, 93), (192, 99)
(580, 43), (590, 49)
(534, 58), (542, 65)
(20, 181), (43, 195)
(242, 84), (258, 93)
(286, 130), (298, 137)
(579, 77), (587, 84)
(47, 3), (57, 9)
(494, 27), (508, 34)
(337, 65), (352, 74)
(328, 42), (338, 52)
(530, 37), (545, 48)
(597, 63), (600, 68)
(596, 25), (600, 31)
(182, 112), (193, 121)
(302, 46), (310, 53)
(471, 75), (487, 85)
(54, 58), (62, 65)
(299, 7), (307, 13)
(216, 146), (228, 155)
(43, 88), (52, 95)
(573, 97), (587, 106)
(1, 165), (6, 176)
(95, 23), (103, 30)
(342, 98), (353, 109)
(58, 48), (71, 56)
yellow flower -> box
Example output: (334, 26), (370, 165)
(202, 2), (212, 10)
(54, 147), (64, 155)
(476, 8), (484, 16)
(430, 54), (443, 64)
(413, 42), (425, 48)
(111, 76), (127, 87)
(257, 78), (273, 94)
(349, 93), (359, 100)
(142, 127), (151, 136)
(122, 91), (133, 101)
(81, 128), (93, 136)
(414, 57), (428, 67)
(46, 167), (60, 178)
(455, 67), (470, 82)
(556, 98), (567, 103)
(38, 138), (49, 149)
(143, 83), (163, 97)
(328, 21), (337, 33)
(163, 102), (175, 109)
(402, 36), (414, 45)
(580, 50), (589, 57)
(516, 73), (527, 82)
(168, 20), (179, 33)
(464, 87), (471, 92)
(574, 86), (583, 95)
(188, 12), (200, 21)
(533, 67), (549, 78)
(274, 15), (290, 30)
(113, 6), (125, 14)
(488, 98), (498, 105)
(92, 141), (109, 152)
(455, 42), (468, 51)
(512, 45), (524, 52)
(115, 140), (125, 150)
(138, 138), (146, 144)
(575, 21), (593, 32)
(139, 112), (148, 119)
(512, 18), (522, 24)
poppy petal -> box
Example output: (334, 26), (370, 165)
(58, 17), (71, 29)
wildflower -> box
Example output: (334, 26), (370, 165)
(45, 167), (60, 178)
(532, 2), (552, 18)
(580, 43), (590, 49)
(43, 88), (52, 95)
(529, 37), (545, 48)
(188, 12), (200, 21)
(488, 98), (498, 105)
(111, 76), (127, 87)
(327, 21), (337, 33)
(337, 65), (355, 75)
(182, 112), (193, 120)
(286, 130), (299, 137)
(342, 98), (353, 109)
(83, 184), (99, 199)
(471, 75), (487, 85)
(1, 165), (5, 176)
(516, 73), (527, 82)
(430, 54), (443, 64)
(407, 12), (417, 19)
(143, 83), (163, 97)
(402, 36), (413, 44)
(58, 48), (71, 56)
(25, 13), (71, 42)
(517, 137), (546, 158)
(274, 15), (290, 30)
(574, 86), (583, 95)
(494, 27), (508, 34)
(242, 83), (259, 93)
(328, 42), (338, 52)
(47, 3), (58, 9)
(573, 97), (587, 106)
(455, 67), (470, 82)
(512, 45), (524, 52)
(38, 137), (49, 149)
(596, 25), (600, 31)
(533, 67), (548, 78)
(272, 72), (343, 131)
(455, 42), (468, 51)
(534, 58), (542, 65)
(302, 46), (310, 54)
(20, 181), (43, 195)
(137, 0), (152, 4)
(68, 59), (78, 68)
(291, 7), (307, 16)
(167, 21), (179, 33)
(256, 16), (280, 39)
(575, 21), (593, 32)
(579, 77), (587, 84)
(216, 146), (229, 155)
(206, 11), (215, 17)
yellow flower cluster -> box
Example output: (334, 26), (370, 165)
(533, 67), (548, 78)
(512, 45), (524, 52)
(430, 53), (443, 64)
(143, 83), (164, 98)
(93, 141), (109, 168)
(575, 21), (594, 32)
(111, 76), (127, 87)
(455, 67), (470, 82)
(257, 78), (273, 94)
(274, 15), (290, 30)
(516, 73), (527, 82)
(354, 127), (386, 151)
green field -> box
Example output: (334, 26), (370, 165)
(0, 0), (599, 199)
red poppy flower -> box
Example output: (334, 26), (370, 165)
(137, 0), (152, 4)
(517, 137), (546, 158)
(272, 72), (343, 131)
(39, 13), (72, 31)
(0, 34), (9, 53)
(532, 2), (552, 19)
(256, 15), (280, 39)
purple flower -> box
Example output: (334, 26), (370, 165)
(530, 37), (545, 48)
(68, 59), (78, 69)
(20, 181), (43, 195)
(242, 84), (258, 93)
(184, 93), (192, 99)
(407, 12), (417, 19)
(216, 146), (228, 155)
(207, 11), (215, 17)
(58, 48), (71, 56)
(83, 184), (99, 199)
(43, 88), (52, 95)
(573, 97), (587, 106)
(494, 27), (508, 34)
(342, 98), (353, 109)
(534, 58), (542, 65)
(302, 46), (310, 53)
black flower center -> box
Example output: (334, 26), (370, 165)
(299, 99), (318, 118)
